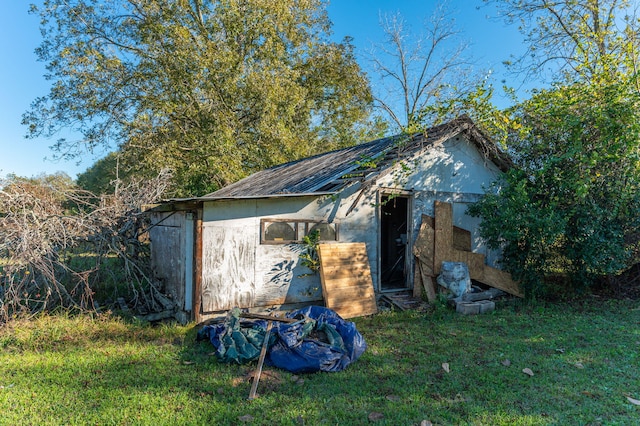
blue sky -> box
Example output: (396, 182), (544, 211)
(0, 1), (524, 180)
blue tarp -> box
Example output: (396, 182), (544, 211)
(197, 306), (367, 373)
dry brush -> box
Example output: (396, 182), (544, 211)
(0, 170), (172, 322)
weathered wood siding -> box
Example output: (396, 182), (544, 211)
(149, 211), (187, 309)
(201, 223), (256, 312)
(200, 197), (328, 313)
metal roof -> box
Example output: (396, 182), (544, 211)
(167, 116), (511, 203)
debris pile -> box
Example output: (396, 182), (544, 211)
(197, 306), (366, 374)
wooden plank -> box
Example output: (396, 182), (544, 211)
(317, 266), (374, 280)
(434, 201), (453, 275)
(248, 320), (273, 400)
(413, 261), (422, 298)
(419, 260), (437, 303)
(318, 243), (377, 318)
(316, 244), (370, 253)
(194, 210), (203, 323)
(323, 286), (375, 306)
(324, 299), (378, 319)
(240, 313), (297, 323)
(320, 259), (370, 268)
(317, 276), (372, 290)
(413, 215), (435, 273)
(452, 250), (486, 281)
(481, 266), (523, 298)
(322, 285), (375, 300)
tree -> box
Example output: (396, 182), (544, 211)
(469, 76), (640, 296)
(0, 170), (174, 321)
(76, 152), (127, 196)
(367, 2), (480, 133)
(486, 0), (640, 83)
(26, 0), (378, 197)
(469, 1), (640, 297)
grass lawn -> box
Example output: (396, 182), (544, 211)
(0, 297), (638, 425)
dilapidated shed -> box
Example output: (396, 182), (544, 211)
(147, 115), (516, 323)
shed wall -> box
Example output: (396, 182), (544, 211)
(149, 211), (188, 310)
(378, 135), (504, 269)
(197, 134), (504, 313)
(201, 196), (334, 313)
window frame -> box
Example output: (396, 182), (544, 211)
(260, 219), (339, 244)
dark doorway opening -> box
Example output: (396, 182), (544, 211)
(380, 194), (409, 290)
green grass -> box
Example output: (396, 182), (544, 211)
(0, 298), (639, 425)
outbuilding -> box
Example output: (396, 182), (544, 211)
(147, 116), (514, 323)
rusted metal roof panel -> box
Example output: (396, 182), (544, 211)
(204, 134), (403, 198)
(198, 116), (511, 200)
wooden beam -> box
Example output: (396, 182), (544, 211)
(193, 209), (203, 324)
(434, 201), (453, 275)
(248, 321), (273, 400)
(419, 260), (437, 303)
(413, 261), (423, 298)
(240, 313), (297, 324)
(413, 215), (435, 273)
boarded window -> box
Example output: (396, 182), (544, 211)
(309, 222), (337, 241)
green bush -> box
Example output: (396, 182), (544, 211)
(469, 78), (640, 297)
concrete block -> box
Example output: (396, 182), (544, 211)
(455, 300), (496, 315)
(456, 301), (480, 315)
(478, 300), (495, 314)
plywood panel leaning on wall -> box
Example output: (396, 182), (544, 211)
(412, 215), (437, 303)
(415, 201), (523, 298)
(317, 243), (378, 318)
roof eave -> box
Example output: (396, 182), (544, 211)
(163, 191), (339, 204)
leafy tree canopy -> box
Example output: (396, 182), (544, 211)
(76, 152), (124, 195)
(26, 0), (381, 197)
(469, 75), (640, 296)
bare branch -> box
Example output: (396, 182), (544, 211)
(0, 170), (173, 322)
(368, 1), (479, 132)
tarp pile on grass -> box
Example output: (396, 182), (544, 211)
(197, 306), (367, 373)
